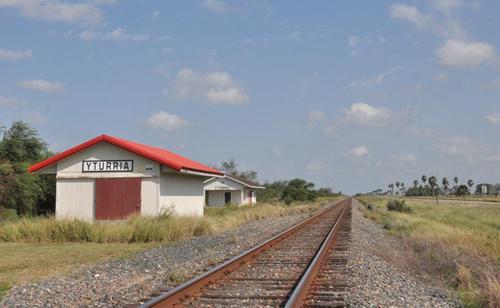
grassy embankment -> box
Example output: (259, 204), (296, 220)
(357, 196), (500, 307)
(0, 196), (342, 297)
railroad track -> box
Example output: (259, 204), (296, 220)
(139, 198), (352, 308)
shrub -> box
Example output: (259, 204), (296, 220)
(386, 199), (412, 213)
(0, 208), (18, 222)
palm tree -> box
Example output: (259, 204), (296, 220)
(396, 181), (400, 195)
(468, 179), (474, 193)
(421, 175), (427, 195)
(413, 179), (418, 187)
(454, 177), (459, 185)
(429, 176), (438, 203)
(442, 177), (449, 195)
(400, 183), (405, 195)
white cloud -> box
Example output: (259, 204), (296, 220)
(389, 2), (467, 39)
(202, 0), (227, 13)
(0, 96), (20, 107)
(78, 28), (167, 43)
(343, 102), (394, 127)
(348, 67), (399, 89)
(436, 39), (496, 68)
(323, 125), (338, 139)
(144, 111), (189, 131)
(166, 68), (249, 105)
(305, 160), (326, 172)
(18, 79), (64, 92)
(348, 36), (359, 47)
(0, 0), (102, 25)
(432, 0), (463, 13)
(434, 72), (449, 83)
(308, 110), (325, 124)
(345, 145), (369, 158)
(394, 153), (418, 163)
(0, 48), (32, 60)
(390, 4), (427, 28)
(435, 136), (500, 163)
(485, 112), (500, 125)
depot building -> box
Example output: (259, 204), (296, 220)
(204, 175), (264, 207)
(29, 134), (224, 220)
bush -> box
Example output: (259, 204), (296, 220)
(0, 208), (18, 221)
(386, 199), (412, 213)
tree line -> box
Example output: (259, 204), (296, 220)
(0, 121), (55, 216)
(214, 159), (340, 204)
(385, 175), (497, 197)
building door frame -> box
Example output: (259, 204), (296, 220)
(95, 178), (141, 220)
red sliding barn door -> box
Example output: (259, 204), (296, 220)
(95, 178), (141, 220)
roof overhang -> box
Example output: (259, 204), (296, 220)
(28, 134), (223, 176)
(204, 175), (265, 189)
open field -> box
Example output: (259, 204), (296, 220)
(357, 196), (500, 307)
(0, 197), (341, 297)
(406, 195), (500, 203)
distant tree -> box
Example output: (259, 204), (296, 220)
(281, 178), (317, 204)
(442, 177), (449, 195)
(413, 179), (418, 187)
(421, 175), (428, 195)
(218, 159), (258, 183)
(475, 183), (493, 195)
(456, 185), (470, 197)
(428, 176), (438, 203)
(467, 179), (474, 193)
(454, 177), (459, 185)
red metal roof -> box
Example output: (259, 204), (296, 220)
(28, 134), (223, 175)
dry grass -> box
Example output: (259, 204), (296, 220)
(0, 197), (340, 298)
(0, 198), (337, 244)
(358, 196), (500, 307)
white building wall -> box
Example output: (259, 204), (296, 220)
(54, 142), (162, 219)
(56, 142), (159, 179)
(56, 178), (95, 220)
(207, 190), (243, 207)
(141, 177), (160, 216)
(160, 173), (205, 216)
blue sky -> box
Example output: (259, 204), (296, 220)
(1, 0), (500, 194)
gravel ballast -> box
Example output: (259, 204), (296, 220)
(346, 199), (461, 307)
(1, 212), (312, 307)
(2, 200), (463, 307)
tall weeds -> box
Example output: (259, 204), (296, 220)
(0, 200), (328, 244)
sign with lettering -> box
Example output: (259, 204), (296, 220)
(82, 160), (133, 173)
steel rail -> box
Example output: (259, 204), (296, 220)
(140, 199), (347, 308)
(284, 198), (350, 308)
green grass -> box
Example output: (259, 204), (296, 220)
(357, 196), (500, 307)
(0, 242), (152, 296)
(0, 197), (341, 298)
